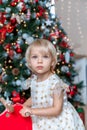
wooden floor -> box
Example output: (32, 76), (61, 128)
(83, 106), (87, 130)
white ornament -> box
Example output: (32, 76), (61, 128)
(5, 7), (11, 13)
(12, 81), (16, 86)
(61, 66), (69, 72)
(16, 15), (21, 24)
(45, 19), (52, 26)
(13, 53), (21, 59)
(17, 2), (23, 10)
(65, 51), (70, 63)
(43, 28), (50, 34)
(2, 0), (8, 3)
(22, 33), (29, 39)
(26, 9), (31, 20)
(17, 38), (23, 45)
(26, 37), (34, 44)
(46, 2), (51, 7)
(16, 80), (21, 86)
(41, 24), (45, 30)
(24, 0), (28, 3)
(11, 14), (21, 24)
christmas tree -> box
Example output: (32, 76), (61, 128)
(0, 0), (83, 113)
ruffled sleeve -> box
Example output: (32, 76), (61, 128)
(21, 78), (31, 90)
(51, 77), (68, 96)
(21, 74), (37, 90)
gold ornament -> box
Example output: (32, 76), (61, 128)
(6, 112), (10, 118)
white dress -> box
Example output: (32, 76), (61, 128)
(23, 74), (85, 130)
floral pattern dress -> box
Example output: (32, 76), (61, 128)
(23, 74), (85, 130)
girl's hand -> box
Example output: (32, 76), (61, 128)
(0, 97), (14, 113)
(19, 106), (32, 117)
(5, 103), (14, 113)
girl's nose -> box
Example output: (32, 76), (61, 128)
(38, 57), (43, 63)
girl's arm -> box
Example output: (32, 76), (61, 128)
(0, 97), (14, 113)
(20, 91), (64, 117)
(23, 97), (32, 107)
(0, 97), (7, 106)
(31, 91), (63, 117)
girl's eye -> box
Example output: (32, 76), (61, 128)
(43, 55), (49, 58)
(32, 55), (37, 58)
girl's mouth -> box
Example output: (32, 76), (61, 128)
(37, 66), (43, 69)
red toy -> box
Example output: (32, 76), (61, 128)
(0, 103), (32, 130)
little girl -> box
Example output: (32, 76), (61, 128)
(20, 39), (85, 130)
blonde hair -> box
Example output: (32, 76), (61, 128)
(25, 39), (57, 69)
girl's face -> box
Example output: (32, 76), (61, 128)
(29, 46), (54, 75)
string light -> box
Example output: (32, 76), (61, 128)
(5, 66), (8, 69)
(57, 62), (60, 65)
(57, 69), (60, 74)
(10, 66), (12, 69)
(8, 60), (11, 63)
(5, 82), (7, 85)
(15, 77), (18, 80)
(62, 61), (65, 64)
(20, 64), (22, 66)
(56, 0), (87, 55)
(68, 64), (71, 67)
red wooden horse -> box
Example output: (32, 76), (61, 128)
(0, 103), (32, 130)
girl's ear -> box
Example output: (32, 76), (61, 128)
(50, 61), (55, 73)
(51, 60), (55, 68)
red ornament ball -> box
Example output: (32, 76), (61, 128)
(16, 48), (22, 53)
